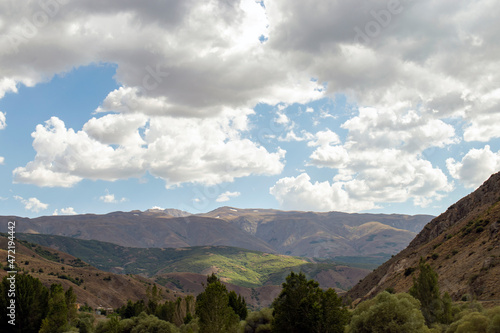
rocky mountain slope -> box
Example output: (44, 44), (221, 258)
(0, 209), (433, 260)
(346, 172), (500, 304)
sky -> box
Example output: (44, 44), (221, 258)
(1, 0), (500, 218)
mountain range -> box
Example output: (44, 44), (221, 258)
(0, 208), (433, 260)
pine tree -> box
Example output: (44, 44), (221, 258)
(0, 274), (49, 333)
(228, 290), (248, 320)
(39, 284), (69, 333)
(409, 258), (443, 325)
(65, 286), (78, 326)
(271, 271), (349, 333)
(196, 274), (240, 333)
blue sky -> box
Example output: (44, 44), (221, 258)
(1, 0), (500, 218)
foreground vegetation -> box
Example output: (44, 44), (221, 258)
(1, 260), (500, 332)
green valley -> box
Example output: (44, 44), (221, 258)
(16, 233), (369, 289)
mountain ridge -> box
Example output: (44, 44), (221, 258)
(0, 208), (433, 260)
(346, 172), (500, 304)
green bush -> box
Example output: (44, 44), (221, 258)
(243, 308), (273, 333)
(346, 292), (430, 333)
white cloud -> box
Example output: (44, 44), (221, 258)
(14, 112), (286, 188)
(83, 113), (148, 146)
(447, 145), (500, 188)
(278, 130), (313, 142)
(307, 129), (341, 147)
(14, 195), (48, 213)
(53, 207), (77, 215)
(0, 78), (17, 99)
(0, 0), (323, 120)
(340, 108), (458, 153)
(145, 112), (286, 188)
(216, 191), (241, 202)
(271, 148), (453, 212)
(270, 173), (375, 213)
(265, 0), (500, 141)
(275, 112), (290, 125)
(100, 193), (116, 203)
(309, 145), (349, 169)
(99, 191), (126, 204)
(13, 117), (144, 187)
(1, 0), (499, 128)
(272, 107), (456, 212)
(2, 0), (500, 210)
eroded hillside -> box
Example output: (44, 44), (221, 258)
(346, 172), (500, 305)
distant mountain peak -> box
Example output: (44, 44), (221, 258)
(143, 208), (191, 217)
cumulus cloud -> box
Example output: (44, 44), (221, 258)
(272, 107), (456, 212)
(53, 207), (77, 215)
(99, 191), (126, 204)
(216, 191), (241, 203)
(307, 129), (341, 147)
(278, 130), (313, 142)
(13, 112), (286, 188)
(0, 78), (18, 99)
(272, 149), (452, 212)
(14, 195), (48, 213)
(13, 117), (145, 187)
(447, 145), (500, 188)
(83, 113), (148, 146)
(270, 173), (375, 213)
(2, 0), (500, 210)
(0, 0), (323, 118)
(265, 0), (500, 137)
(1, 0), (499, 127)
(309, 145), (349, 169)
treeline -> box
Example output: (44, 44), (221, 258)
(2, 261), (500, 332)
(0, 274), (84, 333)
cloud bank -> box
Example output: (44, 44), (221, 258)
(1, 0), (499, 212)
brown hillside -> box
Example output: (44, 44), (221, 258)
(346, 172), (500, 305)
(0, 235), (177, 309)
